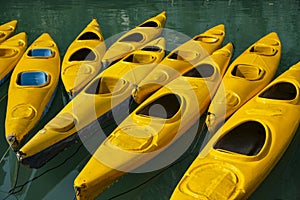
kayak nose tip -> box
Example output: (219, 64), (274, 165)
(6, 134), (19, 151)
(16, 150), (25, 162)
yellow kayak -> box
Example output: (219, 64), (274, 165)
(61, 18), (106, 96)
(0, 20), (17, 43)
(101, 11), (166, 67)
(132, 24), (225, 104)
(206, 32), (281, 133)
(17, 37), (166, 168)
(73, 43), (233, 200)
(170, 61), (300, 200)
(5, 33), (60, 151)
(0, 32), (27, 84)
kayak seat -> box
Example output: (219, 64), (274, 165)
(78, 32), (100, 40)
(214, 121), (266, 156)
(139, 21), (158, 27)
(120, 33), (144, 42)
(136, 94), (181, 119)
(85, 77), (126, 95)
(259, 82), (297, 100)
(168, 50), (198, 62)
(123, 53), (155, 64)
(250, 44), (277, 56)
(232, 64), (264, 81)
(18, 71), (49, 86)
(193, 35), (219, 43)
(0, 48), (17, 57)
(28, 48), (54, 57)
(183, 64), (215, 78)
(69, 48), (96, 61)
(141, 45), (161, 52)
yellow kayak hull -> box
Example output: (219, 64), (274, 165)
(5, 33), (60, 150)
(0, 20), (17, 43)
(73, 43), (233, 200)
(18, 37), (166, 168)
(0, 32), (27, 82)
(102, 11), (166, 67)
(132, 24), (225, 104)
(171, 62), (300, 200)
(206, 32), (281, 133)
(61, 18), (106, 96)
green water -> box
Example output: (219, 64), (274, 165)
(1, 0), (300, 199)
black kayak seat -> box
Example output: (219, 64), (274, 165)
(183, 63), (215, 78)
(119, 33), (144, 42)
(139, 21), (158, 27)
(78, 32), (100, 40)
(259, 82), (297, 100)
(69, 48), (96, 61)
(136, 94), (181, 119)
(214, 121), (266, 156)
(18, 71), (48, 86)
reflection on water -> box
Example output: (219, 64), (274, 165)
(1, 0), (300, 199)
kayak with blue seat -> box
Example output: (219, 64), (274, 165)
(101, 11), (166, 67)
(205, 32), (281, 133)
(0, 20), (17, 43)
(5, 33), (60, 151)
(132, 24), (225, 104)
(73, 43), (233, 200)
(0, 32), (27, 85)
(170, 61), (300, 200)
(61, 18), (106, 97)
(17, 37), (166, 168)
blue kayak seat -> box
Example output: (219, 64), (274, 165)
(18, 71), (49, 86)
(28, 48), (53, 57)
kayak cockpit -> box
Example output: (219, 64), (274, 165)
(139, 21), (158, 27)
(69, 48), (96, 61)
(231, 64), (265, 81)
(214, 121), (266, 156)
(136, 94), (181, 119)
(183, 63), (215, 78)
(119, 33), (144, 42)
(17, 71), (49, 87)
(27, 48), (54, 58)
(85, 77), (128, 96)
(78, 32), (100, 40)
(259, 82), (298, 101)
(123, 53), (155, 64)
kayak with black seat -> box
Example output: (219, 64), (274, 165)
(0, 20), (17, 43)
(170, 61), (300, 200)
(101, 11), (166, 67)
(17, 37), (166, 168)
(0, 32), (27, 85)
(73, 43), (233, 200)
(5, 33), (60, 151)
(61, 18), (106, 97)
(132, 24), (225, 104)
(205, 32), (281, 133)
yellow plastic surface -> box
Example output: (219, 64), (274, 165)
(0, 32), (27, 80)
(102, 11), (166, 66)
(0, 20), (17, 43)
(171, 62), (300, 200)
(73, 43), (233, 200)
(206, 32), (281, 133)
(19, 37), (166, 162)
(61, 18), (106, 95)
(132, 24), (225, 104)
(5, 33), (60, 150)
